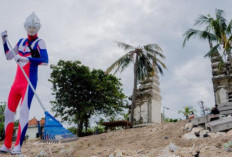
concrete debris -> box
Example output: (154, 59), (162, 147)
(190, 127), (204, 136)
(199, 130), (210, 138)
(169, 142), (177, 152)
(182, 132), (198, 139)
(227, 129), (232, 136)
(109, 149), (123, 157)
(184, 123), (193, 131)
(35, 150), (48, 157)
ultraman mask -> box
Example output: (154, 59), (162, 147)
(24, 12), (41, 36)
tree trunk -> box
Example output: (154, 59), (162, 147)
(78, 118), (84, 136)
(130, 54), (138, 124)
(208, 40), (219, 105)
(84, 116), (89, 133)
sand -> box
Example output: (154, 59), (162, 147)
(0, 120), (232, 157)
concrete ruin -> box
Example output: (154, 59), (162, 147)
(133, 67), (162, 124)
(191, 53), (232, 132)
(211, 53), (232, 105)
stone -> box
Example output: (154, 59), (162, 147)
(216, 132), (226, 137)
(191, 149), (200, 157)
(137, 150), (144, 154)
(35, 150), (48, 157)
(190, 127), (204, 136)
(59, 148), (72, 156)
(227, 129), (232, 136)
(109, 149), (123, 157)
(208, 132), (217, 138)
(185, 123), (193, 131)
(169, 142), (177, 152)
(191, 127), (204, 133)
(199, 130), (210, 138)
(182, 133), (198, 139)
(208, 132), (226, 138)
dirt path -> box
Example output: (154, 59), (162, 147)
(0, 120), (232, 157)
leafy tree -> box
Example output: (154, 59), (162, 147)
(178, 106), (196, 119)
(106, 42), (166, 123)
(0, 102), (6, 140)
(49, 60), (126, 136)
(183, 9), (232, 66)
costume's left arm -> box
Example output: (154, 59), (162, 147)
(3, 40), (20, 60)
(27, 39), (49, 65)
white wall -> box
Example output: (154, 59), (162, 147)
(26, 127), (38, 140)
(151, 99), (161, 123)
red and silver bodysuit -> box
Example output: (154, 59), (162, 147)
(2, 34), (48, 151)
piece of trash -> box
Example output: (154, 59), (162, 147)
(224, 141), (232, 152)
(169, 142), (177, 152)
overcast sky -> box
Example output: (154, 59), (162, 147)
(0, 0), (231, 121)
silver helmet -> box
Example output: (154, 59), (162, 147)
(24, 12), (41, 36)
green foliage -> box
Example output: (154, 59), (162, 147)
(178, 106), (196, 119)
(164, 118), (179, 122)
(49, 60), (127, 136)
(98, 118), (105, 126)
(68, 126), (78, 135)
(93, 126), (105, 134)
(123, 113), (130, 121)
(224, 141), (232, 152)
(0, 103), (6, 140)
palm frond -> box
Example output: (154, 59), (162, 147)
(226, 19), (232, 34)
(137, 53), (153, 81)
(215, 9), (226, 23)
(154, 57), (167, 70)
(145, 52), (167, 70)
(115, 41), (135, 51)
(183, 29), (218, 47)
(224, 35), (232, 53)
(215, 9), (227, 32)
(120, 53), (133, 73)
(143, 43), (162, 52)
(106, 51), (133, 74)
(143, 44), (166, 59)
(215, 9), (224, 18)
(154, 62), (164, 75)
(194, 15), (212, 26)
(204, 43), (221, 57)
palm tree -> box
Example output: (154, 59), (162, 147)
(178, 106), (196, 119)
(183, 9), (232, 64)
(106, 42), (166, 124)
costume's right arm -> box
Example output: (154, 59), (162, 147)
(3, 39), (20, 60)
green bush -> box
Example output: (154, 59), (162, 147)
(68, 126), (78, 135)
(164, 118), (179, 122)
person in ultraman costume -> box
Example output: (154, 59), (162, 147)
(0, 12), (49, 155)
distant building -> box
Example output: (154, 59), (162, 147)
(14, 117), (44, 140)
